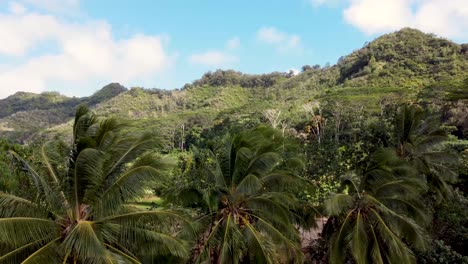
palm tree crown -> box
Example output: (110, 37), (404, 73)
(165, 127), (307, 264)
(0, 106), (188, 263)
(325, 149), (429, 264)
(393, 104), (457, 201)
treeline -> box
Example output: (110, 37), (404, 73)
(184, 70), (290, 89)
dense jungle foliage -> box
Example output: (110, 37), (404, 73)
(0, 28), (467, 263)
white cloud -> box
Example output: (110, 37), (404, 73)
(257, 27), (285, 43)
(342, 0), (468, 40)
(256, 27), (302, 53)
(308, 0), (342, 7)
(188, 51), (237, 67)
(19, 0), (80, 14)
(226, 37), (240, 50)
(309, 0), (340, 7)
(188, 37), (239, 67)
(0, 12), (62, 56)
(9, 2), (26, 14)
(0, 6), (174, 98)
(310, 0), (327, 6)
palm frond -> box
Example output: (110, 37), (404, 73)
(19, 237), (62, 264)
(231, 147), (254, 184)
(94, 117), (123, 150)
(243, 152), (281, 179)
(0, 217), (60, 247)
(243, 220), (276, 264)
(262, 170), (307, 191)
(250, 213), (301, 250)
(9, 151), (66, 215)
(369, 208), (416, 264)
(105, 133), (159, 178)
(73, 148), (107, 210)
(97, 210), (195, 235)
(0, 193), (49, 218)
(62, 221), (107, 263)
(379, 196), (428, 224)
(246, 196), (292, 227)
(72, 105), (97, 144)
(0, 238), (56, 264)
(350, 210), (368, 264)
(329, 209), (355, 264)
(193, 217), (224, 263)
(115, 225), (189, 259)
(40, 142), (59, 184)
(369, 224), (384, 264)
(97, 157), (171, 216)
(218, 214), (245, 264)
(325, 193), (353, 216)
(236, 174), (262, 195)
(104, 243), (141, 264)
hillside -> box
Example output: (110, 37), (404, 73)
(1, 28), (467, 145)
(0, 83), (127, 142)
(337, 28), (468, 87)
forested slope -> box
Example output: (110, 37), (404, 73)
(1, 28), (467, 146)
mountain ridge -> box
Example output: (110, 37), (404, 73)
(1, 28), (467, 144)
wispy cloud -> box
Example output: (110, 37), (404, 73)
(309, 0), (332, 7)
(256, 27), (302, 53)
(188, 51), (237, 67)
(18, 0), (80, 14)
(9, 2), (27, 14)
(308, 0), (342, 7)
(188, 37), (240, 67)
(226, 37), (240, 50)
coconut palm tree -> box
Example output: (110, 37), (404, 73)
(0, 106), (190, 263)
(393, 103), (457, 201)
(165, 127), (308, 264)
(325, 149), (428, 264)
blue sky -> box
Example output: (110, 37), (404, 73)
(0, 0), (467, 98)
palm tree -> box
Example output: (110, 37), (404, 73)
(0, 106), (190, 263)
(325, 149), (428, 264)
(165, 127), (308, 264)
(393, 103), (457, 201)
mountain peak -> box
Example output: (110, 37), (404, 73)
(84, 83), (128, 105)
(336, 27), (467, 85)
(93, 83), (127, 96)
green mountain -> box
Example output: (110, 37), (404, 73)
(1, 28), (467, 145)
(337, 28), (468, 86)
(0, 83), (126, 142)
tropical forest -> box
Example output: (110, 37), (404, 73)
(0, 27), (467, 263)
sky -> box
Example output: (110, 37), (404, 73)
(0, 0), (467, 98)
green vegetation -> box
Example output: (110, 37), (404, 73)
(0, 83), (126, 142)
(0, 28), (467, 263)
(164, 128), (307, 263)
(0, 106), (190, 263)
(325, 150), (428, 264)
